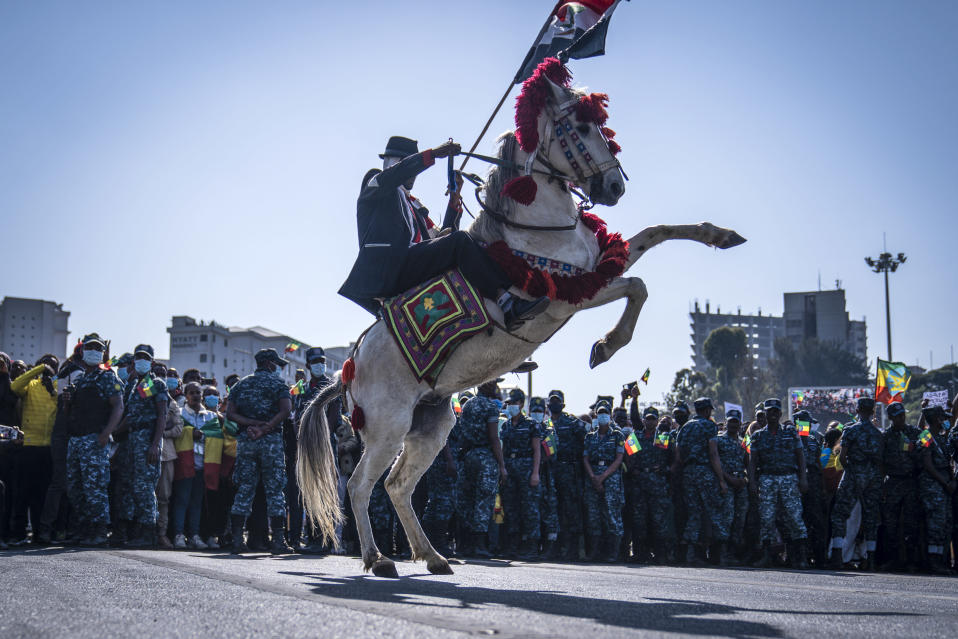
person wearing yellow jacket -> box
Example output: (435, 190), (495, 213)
(9, 354), (60, 544)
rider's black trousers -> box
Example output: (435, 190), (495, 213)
(395, 231), (512, 300)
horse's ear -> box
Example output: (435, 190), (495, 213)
(543, 74), (569, 106)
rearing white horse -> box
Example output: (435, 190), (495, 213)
(297, 59), (745, 578)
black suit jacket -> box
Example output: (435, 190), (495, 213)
(338, 151), (435, 314)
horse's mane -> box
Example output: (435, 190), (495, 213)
(469, 132), (519, 243)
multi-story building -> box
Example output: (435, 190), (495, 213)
(0, 297), (71, 363)
(167, 315), (348, 384)
(690, 288), (867, 372)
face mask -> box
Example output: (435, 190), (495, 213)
(506, 404), (521, 417)
(204, 395), (220, 410)
(134, 359), (152, 375)
(166, 378), (179, 391)
(530, 411), (545, 423)
(943, 420), (951, 432)
(597, 414), (611, 427)
(493, 399), (503, 411)
(274, 367), (285, 380)
(117, 368), (130, 382)
(310, 363), (326, 376)
(82, 349), (103, 367)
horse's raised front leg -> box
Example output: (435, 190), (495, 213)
(386, 401), (457, 575)
(574, 276), (648, 369)
(625, 222), (746, 270)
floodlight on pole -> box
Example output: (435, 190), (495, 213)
(864, 250), (906, 360)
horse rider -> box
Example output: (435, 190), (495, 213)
(338, 136), (549, 330)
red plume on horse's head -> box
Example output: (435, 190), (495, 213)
(515, 57), (571, 153)
(576, 93), (610, 126)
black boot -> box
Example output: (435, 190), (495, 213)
(565, 533), (581, 562)
(539, 538), (558, 561)
(686, 544), (707, 568)
(827, 547), (843, 570)
(424, 521), (452, 557)
(110, 519), (131, 547)
(472, 532), (492, 559)
(585, 535), (602, 562)
(269, 516), (294, 555)
(230, 515), (248, 555)
(718, 542), (738, 567)
(792, 541), (809, 570)
(517, 538), (538, 561)
(605, 535), (622, 563)
(83, 524), (110, 548)
(751, 544), (773, 568)
(929, 553), (952, 575)
(127, 523), (155, 549)
(862, 551), (876, 572)
(653, 541), (669, 565)
(502, 296), (550, 331)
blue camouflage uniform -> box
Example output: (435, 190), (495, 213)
(551, 411), (587, 538)
(66, 367), (124, 530)
(536, 417), (559, 543)
(948, 423), (958, 556)
(751, 424), (807, 544)
(627, 425), (674, 548)
(829, 418), (883, 551)
(583, 428), (625, 537)
(500, 414), (544, 541)
(423, 417), (461, 526)
(920, 429), (953, 555)
(714, 431), (748, 545)
(457, 395), (501, 534)
(123, 371), (168, 526)
(676, 416), (721, 544)
(229, 369), (290, 518)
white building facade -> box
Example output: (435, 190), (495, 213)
(0, 297), (71, 363)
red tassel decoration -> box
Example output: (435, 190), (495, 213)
(502, 175), (538, 205)
(341, 357), (356, 385)
(351, 405), (365, 431)
(515, 57), (572, 152)
(575, 93), (610, 126)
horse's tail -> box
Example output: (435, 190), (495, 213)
(296, 373), (345, 547)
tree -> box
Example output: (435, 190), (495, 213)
(770, 337), (869, 393)
(704, 327), (749, 403)
(663, 368), (713, 408)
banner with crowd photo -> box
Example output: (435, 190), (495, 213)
(787, 387), (876, 428)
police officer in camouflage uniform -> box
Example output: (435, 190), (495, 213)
(547, 390), (587, 561)
(674, 398), (727, 566)
(529, 397), (559, 559)
(227, 348), (294, 555)
(422, 393), (466, 558)
(627, 403), (674, 564)
(64, 334), (125, 547)
(749, 398), (808, 569)
(828, 397), (882, 570)
(668, 401), (692, 562)
(499, 388), (543, 560)
(457, 380), (507, 558)
(714, 409), (747, 566)
(109, 353), (136, 545)
(947, 401), (958, 573)
(918, 405), (955, 574)
(121, 344), (168, 548)
(583, 400), (625, 562)
(878, 401), (921, 571)
(794, 409), (826, 567)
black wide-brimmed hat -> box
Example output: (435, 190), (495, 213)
(379, 136), (419, 159)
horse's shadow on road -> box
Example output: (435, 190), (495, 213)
(280, 567), (869, 637)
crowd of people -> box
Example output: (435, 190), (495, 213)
(1, 333), (957, 577)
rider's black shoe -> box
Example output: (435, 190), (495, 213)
(503, 296), (550, 331)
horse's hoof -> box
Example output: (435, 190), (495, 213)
(718, 231), (746, 249)
(371, 558), (399, 578)
(427, 558), (455, 575)
(589, 341), (608, 369)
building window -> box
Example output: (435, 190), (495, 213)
(200, 354), (207, 362)
(212, 354), (215, 363)
(200, 334), (208, 342)
(224, 339), (228, 347)
(224, 359), (228, 367)
(212, 334), (216, 343)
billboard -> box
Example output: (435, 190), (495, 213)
(787, 387), (878, 428)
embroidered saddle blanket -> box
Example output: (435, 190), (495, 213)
(383, 269), (491, 386)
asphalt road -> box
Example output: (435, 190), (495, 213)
(2, 547), (956, 638)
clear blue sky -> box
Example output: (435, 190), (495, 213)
(2, 1), (956, 411)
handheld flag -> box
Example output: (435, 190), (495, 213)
(641, 368), (650, 384)
(918, 430), (933, 448)
(284, 342), (302, 354)
(494, 493), (504, 524)
(290, 380), (305, 397)
(516, 0), (630, 83)
(624, 431), (641, 455)
(541, 430), (558, 457)
(136, 377), (155, 399)
(741, 434), (751, 454)
(901, 434), (914, 452)
(796, 420), (811, 437)
(876, 359), (911, 404)
(819, 448), (831, 468)
(452, 397), (462, 415)
(654, 432), (669, 450)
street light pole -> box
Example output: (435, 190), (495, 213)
(865, 250), (906, 361)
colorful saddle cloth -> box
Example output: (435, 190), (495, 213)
(383, 270), (491, 386)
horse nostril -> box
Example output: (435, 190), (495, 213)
(610, 182), (622, 196)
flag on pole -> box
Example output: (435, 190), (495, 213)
(875, 359), (910, 404)
(624, 431), (641, 455)
(796, 420), (811, 437)
(284, 342), (301, 354)
(452, 397), (462, 415)
(516, 0), (629, 82)
(289, 380), (305, 396)
(641, 368), (650, 384)
(918, 430), (933, 448)
(741, 434), (751, 454)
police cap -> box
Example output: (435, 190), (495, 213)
(255, 348), (289, 367)
(507, 388), (526, 404)
(693, 397), (713, 411)
(886, 402), (906, 418)
(305, 346), (326, 363)
(529, 397), (546, 411)
(133, 344), (154, 360)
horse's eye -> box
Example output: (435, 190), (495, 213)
(576, 124), (590, 136)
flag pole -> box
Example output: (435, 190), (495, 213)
(458, 6), (559, 172)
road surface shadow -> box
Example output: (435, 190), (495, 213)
(282, 570), (807, 637)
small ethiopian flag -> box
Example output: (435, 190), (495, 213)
(452, 397), (462, 415)
(919, 430), (933, 448)
(137, 377), (155, 399)
(654, 432), (670, 449)
(290, 380), (305, 396)
(541, 430), (558, 457)
(741, 434), (751, 453)
(796, 420), (810, 437)
(624, 431), (641, 455)
(284, 342), (301, 353)
(901, 435), (914, 452)
(641, 368), (651, 384)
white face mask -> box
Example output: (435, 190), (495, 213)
(134, 359), (152, 375)
(506, 404), (521, 418)
(82, 349), (103, 367)
(530, 411), (545, 423)
(310, 363), (326, 377)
